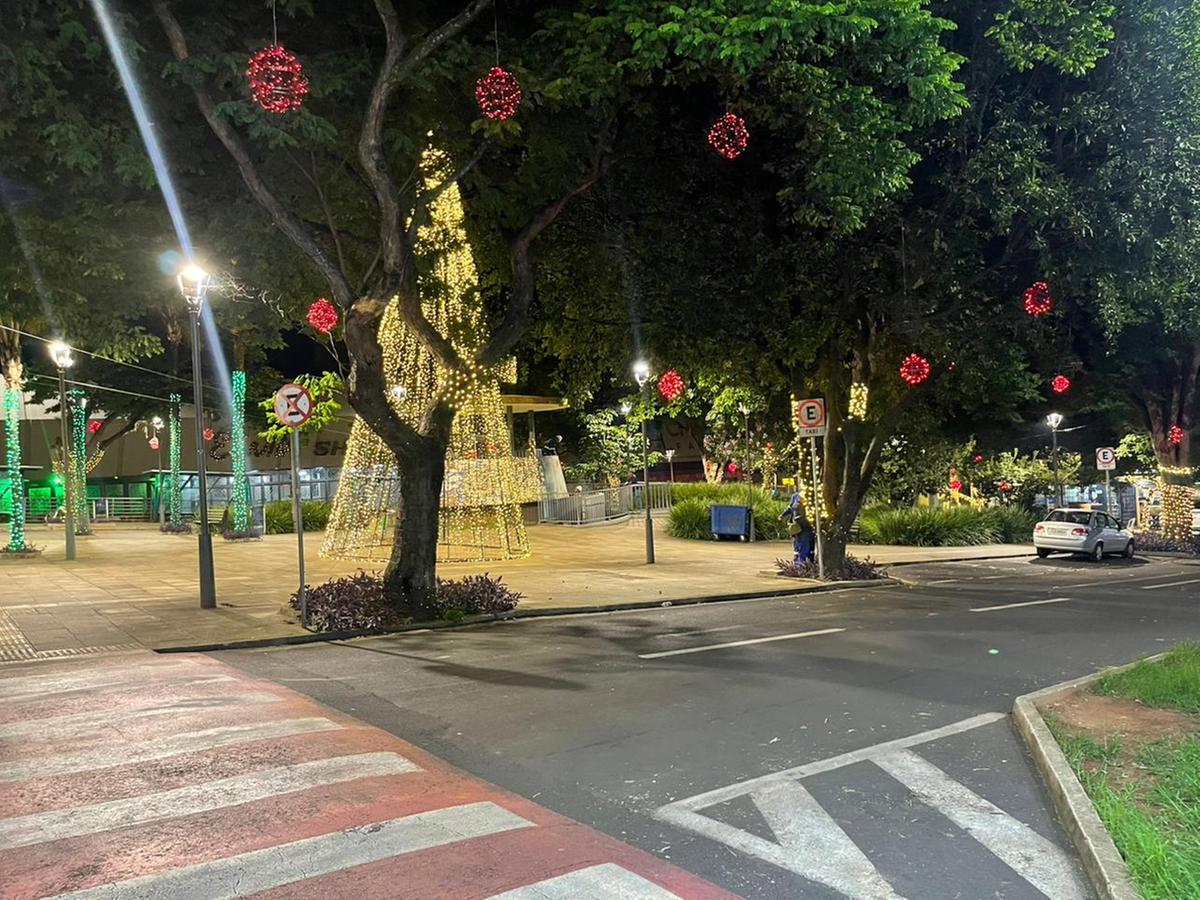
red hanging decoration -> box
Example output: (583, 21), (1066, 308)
(726, 461), (740, 476)
(1168, 424), (1184, 445)
(306, 297), (339, 334)
(999, 480), (1013, 493)
(707, 113), (749, 159)
(87, 420), (102, 435)
(657, 369), (685, 403)
(247, 45), (309, 114)
(149, 436), (160, 451)
(1051, 374), (1071, 394)
(203, 427), (214, 442)
(972, 454), (984, 464)
(1023, 281), (1053, 316)
(475, 67), (522, 120)
(898, 353), (931, 386)
(949, 479), (963, 492)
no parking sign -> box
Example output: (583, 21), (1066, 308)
(793, 398), (827, 437)
(1096, 447), (1116, 471)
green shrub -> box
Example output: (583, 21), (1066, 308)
(857, 505), (1000, 546)
(265, 499), (332, 534)
(979, 505), (1039, 543)
(668, 498), (714, 539)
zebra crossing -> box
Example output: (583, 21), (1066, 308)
(0, 652), (731, 900)
(655, 714), (1090, 900)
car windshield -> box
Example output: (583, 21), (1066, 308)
(1046, 510), (1092, 525)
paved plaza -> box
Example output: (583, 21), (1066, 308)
(0, 520), (1031, 657)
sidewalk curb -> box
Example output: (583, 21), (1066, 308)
(155, 577), (900, 654)
(1012, 658), (1167, 900)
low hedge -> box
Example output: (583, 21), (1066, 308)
(265, 499), (332, 534)
(856, 504), (1037, 546)
(667, 484), (789, 541)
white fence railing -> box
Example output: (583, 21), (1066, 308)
(539, 482), (672, 525)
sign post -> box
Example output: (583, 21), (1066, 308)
(1096, 447), (1117, 518)
(793, 398), (828, 579)
(274, 383), (314, 627)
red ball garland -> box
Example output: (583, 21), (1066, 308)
(972, 454), (984, 464)
(707, 113), (749, 159)
(898, 353), (931, 386)
(657, 369), (685, 403)
(306, 297), (339, 335)
(87, 420), (102, 435)
(999, 480), (1013, 493)
(1051, 374), (1071, 394)
(949, 479), (963, 492)
(247, 45), (309, 114)
(149, 436), (160, 451)
(1168, 424), (1184, 445)
(203, 427), (214, 442)
(475, 67), (522, 120)
(1023, 281), (1053, 316)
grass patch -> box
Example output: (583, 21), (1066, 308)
(1095, 644), (1200, 713)
(1046, 649), (1200, 899)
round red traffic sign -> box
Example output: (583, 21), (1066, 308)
(273, 383), (314, 428)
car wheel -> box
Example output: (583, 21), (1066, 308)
(1036, 547), (1051, 558)
(1123, 540), (1136, 559)
(1090, 542), (1104, 562)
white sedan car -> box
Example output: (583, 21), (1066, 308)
(1033, 509), (1135, 561)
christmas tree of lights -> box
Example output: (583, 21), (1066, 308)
(4, 387), (25, 551)
(322, 147), (531, 563)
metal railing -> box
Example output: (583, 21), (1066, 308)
(539, 482), (672, 525)
(90, 497), (149, 519)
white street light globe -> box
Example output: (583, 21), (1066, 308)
(632, 359), (651, 387)
(1046, 413), (1064, 429)
(620, 402), (632, 416)
(151, 416), (164, 430)
(177, 263), (213, 306)
(48, 341), (74, 369)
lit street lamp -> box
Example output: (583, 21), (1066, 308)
(1046, 412), (1064, 508)
(633, 360), (654, 564)
(178, 264), (217, 609)
(151, 415), (165, 527)
(665, 448), (675, 483)
(48, 341), (76, 561)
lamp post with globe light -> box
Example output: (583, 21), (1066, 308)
(1046, 412), (1064, 508)
(48, 341), (76, 561)
(633, 360), (654, 564)
(177, 264), (217, 609)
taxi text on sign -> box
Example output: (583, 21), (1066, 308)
(1095, 447), (1116, 471)
(794, 398), (827, 437)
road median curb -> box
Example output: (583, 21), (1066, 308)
(156, 577), (900, 654)
(1012, 660), (1166, 900)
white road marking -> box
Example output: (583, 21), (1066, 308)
(1141, 578), (1200, 591)
(970, 597), (1072, 613)
(52, 801), (533, 900)
(874, 750), (1088, 899)
(0, 751), (419, 850)
(487, 863), (682, 899)
(2, 717), (339, 782)
(0, 692), (283, 740)
(638, 628), (844, 659)
(0, 661), (194, 700)
(927, 579), (959, 585)
(0, 674), (234, 704)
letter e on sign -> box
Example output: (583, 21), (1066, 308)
(273, 383), (315, 429)
(794, 398), (827, 437)
(1096, 447), (1116, 471)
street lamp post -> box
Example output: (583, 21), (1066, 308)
(665, 448), (675, 484)
(151, 416), (165, 527)
(48, 342), (76, 561)
(178, 265), (217, 609)
(633, 360), (654, 564)
(1046, 412), (1064, 508)
(620, 402), (632, 479)
(739, 402), (753, 542)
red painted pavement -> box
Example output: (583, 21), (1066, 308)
(0, 652), (736, 899)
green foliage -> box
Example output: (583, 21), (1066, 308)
(974, 450), (1082, 507)
(264, 500), (331, 534)
(667, 484), (788, 540)
(857, 504), (1037, 546)
(258, 372), (343, 442)
(563, 408), (663, 486)
(1094, 644), (1200, 713)
(1117, 433), (1159, 472)
(668, 498), (716, 540)
(987, 0), (1115, 77)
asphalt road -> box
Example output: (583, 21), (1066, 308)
(219, 553), (1200, 899)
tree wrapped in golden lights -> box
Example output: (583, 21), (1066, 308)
(322, 148), (529, 564)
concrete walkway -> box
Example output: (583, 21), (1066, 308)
(0, 520), (1031, 656)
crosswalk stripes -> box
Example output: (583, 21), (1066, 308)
(656, 714), (1090, 900)
(0, 652), (731, 899)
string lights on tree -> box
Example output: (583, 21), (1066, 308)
(168, 393), (183, 529)
(1051, 374), (1071, 394)
(898, 353), (931, 386)
(230, 371), (250, 533)
(1023, 281), (1053, 316)
(657, 369), (685, 403)
(475, 66), (522, 120)
(247, 45), (309, 114)
(848, 382), (869, 420)
(69, 390), (90, 534)
(4, 388), (25, 552)
(707, 112), (749, 159)
(306, 297), (338, 334)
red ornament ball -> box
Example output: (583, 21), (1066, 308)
(1023, 281), (1053, 316)
(149, 436), (160, 451)
(1051, 374), (1071, 394)
(306, 297), (339, 335)
(1168, 424), (1184, 445)
(726, 461), (740, 476)
(203, 427), (214, 442)
(949, 479), (963, 492)
(657, 369), (685, 403)
(972, 454), (984, 464)
(247, 45), (309, 114)
(707, 113), (749, 159)
(999, 480), (1013, 493)
(87, 420), (102, 435)
(899, 353), (931, 386)
(475, 67), (522, 120)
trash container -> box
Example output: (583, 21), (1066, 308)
(711, 504), (752, 541)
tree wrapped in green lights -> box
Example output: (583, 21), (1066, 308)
(69, 389), (91, 535)
(4, 387), (25, 551)
(230, 371), (250, 532)
(167, 392), (183, 529)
